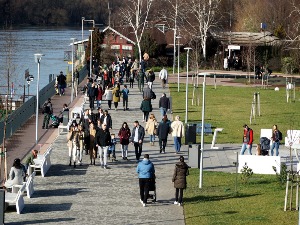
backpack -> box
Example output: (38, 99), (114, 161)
(277, 130), (283, 141)
(150, 90), (156, 100)
(115, 89), (120, 97)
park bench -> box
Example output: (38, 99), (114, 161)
(13, 172), (36, 198)
(30, 148), (52, 177)
(5, 182), (26, 214)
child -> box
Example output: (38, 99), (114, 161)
(129, 69), (134, 88)
(108, 134), (117, 162)
(256, 143), (262, 156)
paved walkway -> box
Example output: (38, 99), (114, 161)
(4, 72), (296, 224)
(5, 78), (186, 224)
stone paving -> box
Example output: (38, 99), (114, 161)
(5, 78), (186, 225)
(4, 73), (295, 224)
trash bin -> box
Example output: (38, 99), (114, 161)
(185, 124), (197, 145)
(62, 111), (69, 126)
(188, 145), (201, 169)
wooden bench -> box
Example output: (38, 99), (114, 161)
(13, 172), (36, 198)
(5, 182), (26, 214)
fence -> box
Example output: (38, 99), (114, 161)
(0, 65), (87, 146)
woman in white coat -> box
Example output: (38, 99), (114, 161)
(4, 158), (25, 189)
(103, 85), (113, 110)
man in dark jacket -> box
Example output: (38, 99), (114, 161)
(95, 123), (111, 169)
(159, 93), (170, 118)
(42, 98), (53, 129)
(79, 109), (91, 154)
(57, 71), (66, 96)
(131, 121), (145, 162)
(100, 110), (112, 130)
(157, 116), (171, 153)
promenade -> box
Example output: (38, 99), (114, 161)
(4, 72), (294, 224)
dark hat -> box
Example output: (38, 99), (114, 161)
(179, 156), (184, 161)
(60, 71), (63, 74)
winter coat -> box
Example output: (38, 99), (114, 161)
(95, 128), (111, 147)
(4, 167), (25, 188)
(171, 120), (185, 138)
(157, 121), (170, 140)
(136, 159), (155, 178)
(104, 89), (113, 101)
(140, 99), (152, 112)
(96, 87), (104, 101)
(112, 86), (121, 102)
(172, 162), (189, 189)
(145, 118), (157, 135)
(131, 125), (145, 143)
(88, 86), (98, 98)
(159, 96), (170, 109)
(118, 127), (131, 145)
(100, 114), (112, 129)
(143, 86), (152, 100)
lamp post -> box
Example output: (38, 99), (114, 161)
(89, 29), (94, 77)
(70, 38), (76, 103)
(184, 47), (192, 124)
(176, 36), (181, 92)
(34, 53), (44, 145)
(81, 17), (85, 41)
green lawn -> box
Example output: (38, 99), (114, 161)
(184, 170), (297, 225)
(170, 83), (300, 143)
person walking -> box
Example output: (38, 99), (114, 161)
(79, 109), (92, 155)
(100, 110), (113, 130)
(77, 125), (85, 165)
(140, 99), (152, 122)
(131, 121), (145, 162)
(103, 85), (113, 110)
(57, 71), (66, 95)
(121, 85), (130, 111)
(145, 114), (158, 146)
(88, 82), (97, 110)
(158, 67), (168, 89)
(171, 115), (185, 154)
(270, 124), (282, 156)
(159, 93), (170, 118)
(240, 124), (253, 155)
(67, 125), (79, 168)
(95, 123), (111, 169)
(112, 83), (121, 110)
(129, 69), (135, 88)
(157, 115), (171, 153)
(172, 156), (189, 206)
(118, 122), (131, 160)
(136, 154), (155, 207)
(96, 84), (104, 109)
(138, 69), (145, 93)
(89, 123), (97, 165)
(146, 69), (155, 89)
(42, 98), (53, 129)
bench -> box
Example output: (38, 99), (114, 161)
(30, 151), (51, 177)
(5, 182), (26, 214)
(13, 172), (36, 198)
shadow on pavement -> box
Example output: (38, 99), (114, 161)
(7, 217), (75, 224)
(34, 188), (87, 198)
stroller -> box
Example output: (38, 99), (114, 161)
(50, 114), (60, 128)
(148, 175), (157, 202)
(260, 137), (270, 156)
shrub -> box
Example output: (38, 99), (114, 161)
(240, 163), (253, 183)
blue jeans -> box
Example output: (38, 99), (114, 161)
(96, 100), (102, 108)
(240, 143), (252, 155)
(149, 135), (155, 142)
(270, 141), (280, 156)
(160, 107), (167, 117)
(174, 137), (182, 153)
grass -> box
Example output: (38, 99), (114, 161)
(170, 83), (300, 143)
(184, 169), (297, 225)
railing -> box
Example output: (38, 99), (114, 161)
(0, 65), (87, 145)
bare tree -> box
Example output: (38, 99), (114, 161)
(118, 0), (154, 61)
(183, 0), (221, 61)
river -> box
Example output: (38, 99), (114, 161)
(0, 27), (90, 99)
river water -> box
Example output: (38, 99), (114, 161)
(0, 27), (90, 98)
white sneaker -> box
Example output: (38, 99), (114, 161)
(174, 201), (178, 205)
(178, 203), (182, 206)
(142, 203), (146, 207)
(140, 199), (143, 204)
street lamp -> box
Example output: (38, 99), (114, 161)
(176, 36), (182, 92)
(89, 29), (94, 77)
(70, 38), (76, 102)
(34, 53), (44, 144)
(82, 18), (95, 41)
(26, 75), (34, 98)
(81, 17), (85, 41)
(184, 47), (192, 124)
